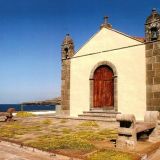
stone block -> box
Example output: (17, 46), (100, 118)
(55, 105), (62, 115)
(147, 99), (151, 106)
(154, 106), (160, 111)
(146, 50), (153, 57)
(153, 49), (160, 56)
(61, 72), (67, 80)
(156, 56), (160, 62)
(116, 137), (128, 149)
(153, 63), (160, 69)
(154, 42), (160, 50)
(147, 77), (153, 85)
(62, 80), (65, 86)
(152, 84), (160, 92)
(151, 99), (160, 106)
(154, 77), (160, 84)
(146, 57), (155, 63)
(67, 85), (70, 90)
(147, 64), (153, 70)
(154, 92), (160, 98)
(147, 92), (154, 99)
(58, 109), (70, 116)
(146, 85), (152, 91)
(146, 44), (153, 50)
(147, 106), (155, 111)
(62, 105), (68, 110)
(155, 70), (160, 77)
(147, 71), (155, 77)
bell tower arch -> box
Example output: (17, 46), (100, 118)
(145, 8), (160, 42)
(145, 9), (160, 111)
(61, 34), (75, 115)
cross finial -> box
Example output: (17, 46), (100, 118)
(100, 16), (112, 29)
(104, 16), (109, 24)
(152, 8), (157, 14)
(152, 8), (157, 12)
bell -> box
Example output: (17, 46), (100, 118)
(151, 28), (158, 40)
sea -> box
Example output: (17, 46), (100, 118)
(0, 104), (56, 112)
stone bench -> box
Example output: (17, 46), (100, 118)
(0, 108), (16, 122)
(116, 111), (159, 148)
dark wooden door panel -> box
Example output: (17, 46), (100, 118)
(93, 66), (114, 108)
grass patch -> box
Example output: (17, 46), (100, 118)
(51, 129), (58, 133)
(79, 121), (99, 127)
(0, 117), (121, 157)
(62, 128), (72, 134)
(26, 129), (117, 152)
(98, 129), (118, 139)
(87, 150), (134, 160)
(42, 119), (52, 125)
(0, 122), (41, 138)
(60, 119), (68, 123)
(26, 134), (95, 152)
(75, 131), (105, 141)
(16, 111), (35, 118)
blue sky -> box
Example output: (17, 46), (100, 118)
(0, 0), (159, 103)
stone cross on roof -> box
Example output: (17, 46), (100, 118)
(100, 16), (112, 29)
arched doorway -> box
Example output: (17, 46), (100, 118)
(93, 65), (114, 109)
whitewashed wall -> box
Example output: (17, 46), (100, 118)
(70, 28), (146, 120)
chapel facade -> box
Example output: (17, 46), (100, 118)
(61, 9), (160, 120)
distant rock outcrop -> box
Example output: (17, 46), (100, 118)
(22, 97), (61, 105)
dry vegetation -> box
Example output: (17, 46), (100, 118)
(16, 111), (35, 118)
(0, 115), (137, 160)
(87, 150), (134, 160)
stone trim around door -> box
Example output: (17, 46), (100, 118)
(89, 61), (118, 111)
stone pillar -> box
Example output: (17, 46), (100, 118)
(61, 34), (74, 115)
(145, 9), (160, 111)
(55, 105), (62, 116)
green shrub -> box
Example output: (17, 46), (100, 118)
(88, 150), (134, 160)
(16, 111), (34, 118)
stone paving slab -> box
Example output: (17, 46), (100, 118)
(0, 141), (80, 160)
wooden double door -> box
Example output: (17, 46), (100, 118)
(93, 65), (114, 108)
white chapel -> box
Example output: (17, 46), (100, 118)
(61, 9), (160, 120)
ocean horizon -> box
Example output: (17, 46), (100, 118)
(0, 104), (56, 112)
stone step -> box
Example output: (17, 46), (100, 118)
(83, 112), (120, 117)
(79, 113), (117, 118)
(85, 110), (120, 113)
(77, 115), (116, 122)
(82, 111), (120, 116)
(78, 110), (120, 122)
(89, 109), (120, 113)
(53, 115), (117, 122)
